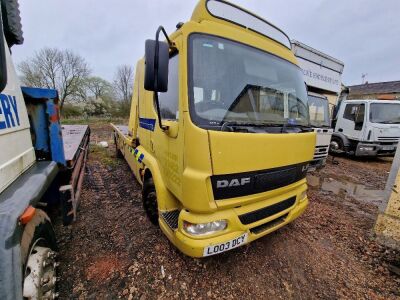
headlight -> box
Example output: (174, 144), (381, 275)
(300, 190), (307, 201)
(183, 220), (227, 236)
(360, 146), (374, 151)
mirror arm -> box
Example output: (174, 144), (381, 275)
(153, 26), (172, 131)
(153, 92), (168, 131)
(156, 26), (176, 50)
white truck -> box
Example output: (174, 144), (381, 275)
(331, 91), (400, 156)
(0, 1), (89, 299)
(307, 92), (333, 168)
(292, 40), (344, 168)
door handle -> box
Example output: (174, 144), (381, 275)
(338, 128), (343, 132)
(150, 139), (155, 152)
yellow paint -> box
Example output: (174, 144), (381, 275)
(112, 0), (315, 257)
(374, 153), (400, 248)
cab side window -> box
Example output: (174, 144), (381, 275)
(343, 104), (358, 121)
(343, 103), (365, 130)
(159, 54), (179, 120)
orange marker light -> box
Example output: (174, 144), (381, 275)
(20, 206), (36, 225)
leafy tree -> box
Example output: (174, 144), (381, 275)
(84, 76), (114, 99)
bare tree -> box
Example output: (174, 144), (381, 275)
(19, 48), (90, 110)
(114, 65), (133, 104)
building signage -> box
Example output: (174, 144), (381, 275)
(297, 57), (342, 94)
(0, 93), (20, 130)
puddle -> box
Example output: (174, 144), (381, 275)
(307, 175), (385, 206)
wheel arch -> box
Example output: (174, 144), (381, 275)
(143, 168), (153, 183)
(140, 153), (179, 211)
(21, 209), (57, 265)
(332, 132), (351, 147)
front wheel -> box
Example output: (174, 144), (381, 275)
(114, 135), (123, 159)
(329, 137), (345, 154)
(142, 178), (159, 225)
(21, 209), (58, 300)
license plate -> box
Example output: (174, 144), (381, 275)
(203, 233), (248, 257)
(382, 145), (394, 150)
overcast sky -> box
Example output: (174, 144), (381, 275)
(13, 0), (400, 86)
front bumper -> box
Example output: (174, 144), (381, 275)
(356, 142), (397, 156)
(159, 185), (308, 258)
(309, 157), (327, 170)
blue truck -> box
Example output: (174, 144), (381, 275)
(0, 1), (90, 299)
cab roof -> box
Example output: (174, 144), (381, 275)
(190, 0), (291, 49)
(343, 99), (400, 104)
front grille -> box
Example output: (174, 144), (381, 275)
(250, 213), (288, 235)
(161, 210), (180, 230)
(378, 137), (399, 141)
(211, 162), (308, 200)
(314, 146), (329, 153)
(238, 196), (296, 225)
(313, 146), (329, 159)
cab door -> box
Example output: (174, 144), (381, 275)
(151, 37), (184, 204)
(337, 103), (365, 140)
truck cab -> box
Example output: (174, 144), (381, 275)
(0, 9), (35, 194)
(331, 99), (400, 156)
(0, 2), (90, 298)
(308, 92), (333, 169)
(113, 0), (315, 257)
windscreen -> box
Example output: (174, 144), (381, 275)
(308, 95), (330, 127)
(370, 103), (400, 124)
(189, 34), (309, 129)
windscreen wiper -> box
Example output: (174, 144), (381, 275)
(380, 121), (400, 124)
(220, 121), (282, 131)
(281, 122), (312, 133)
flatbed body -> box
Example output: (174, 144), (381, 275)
(113, 124), (129, 137)
(59, 124), (90, 224)
(62, 124), (90, 168)
(112, 123), (143, 185)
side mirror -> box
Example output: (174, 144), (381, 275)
(354, 114), (363, 124)
(354, 106), (364, 123)
(331, 104), (337, 117)
(144, 26), (175, 131)
(144, 39), (169, 92)
(0, 13), (8, 92)
(354, 105), (365, 130)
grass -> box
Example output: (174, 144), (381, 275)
(90, 144), (121, 168)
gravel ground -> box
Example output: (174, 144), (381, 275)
(54, 124), (400, 299)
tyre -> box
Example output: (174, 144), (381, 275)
(142, 178), (159, 225)
(330, 136), (345, 154)
(21, 209), (58, 300)
(114, 135), (123, 158)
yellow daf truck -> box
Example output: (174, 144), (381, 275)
(112, 0), (315, 257)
